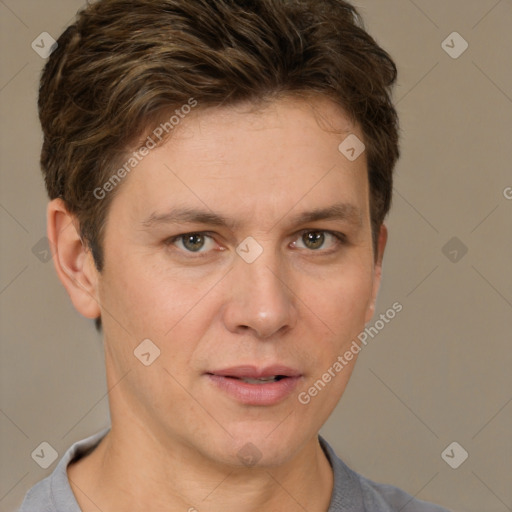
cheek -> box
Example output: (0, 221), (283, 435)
(304, 263), (375, 340)
(99, 253), (205, 338)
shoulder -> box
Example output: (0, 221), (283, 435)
(17, 476), (54, 512)
(319, 436), (452, 512)
(17, 428), (109, 512)
(359, 477), (451, 511)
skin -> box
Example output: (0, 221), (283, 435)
(49, 96), (387, 512)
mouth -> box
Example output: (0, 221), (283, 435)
(205, 365), (302, 405)
(221, 375), (288, 384)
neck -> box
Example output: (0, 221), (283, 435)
(67, 421), (333, 512)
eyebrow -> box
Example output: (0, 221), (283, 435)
(141, 202), (363, 230)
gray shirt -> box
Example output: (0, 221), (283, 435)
(19, 429), (451, 511)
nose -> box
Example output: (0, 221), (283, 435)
(221, 246), (298, 339)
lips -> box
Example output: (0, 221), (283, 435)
(208, 365), (301, 380)
(206, 365), (302, 405)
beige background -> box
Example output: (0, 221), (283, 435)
(1, 1), (511, 511)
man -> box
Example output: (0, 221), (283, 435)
(20, 0), (451, 510)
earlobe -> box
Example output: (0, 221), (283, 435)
(47, 198), (101, 319)
(365, 224), (388, 323)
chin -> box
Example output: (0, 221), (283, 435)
(209, 425), (307, 469)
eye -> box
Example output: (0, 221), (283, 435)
(167, 232), (217, 254)
(165, 229), (346, 258)
(291, 230), (346, 253)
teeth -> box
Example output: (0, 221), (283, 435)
(240, 376), (279, 384)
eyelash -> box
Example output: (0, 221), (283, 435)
(164, 230), (348, 258)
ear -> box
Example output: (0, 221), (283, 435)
(47, 198), (101, 319)
(365, 224), (388, 323)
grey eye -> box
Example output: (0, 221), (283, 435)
(302, 231), (325, 250)
(181, 234), (207, 252)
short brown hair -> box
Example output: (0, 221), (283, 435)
(39, 0), (399, 272)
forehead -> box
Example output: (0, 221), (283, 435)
(111, 96), (370, 229)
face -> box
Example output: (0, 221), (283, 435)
(94, 96), (384, 467)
